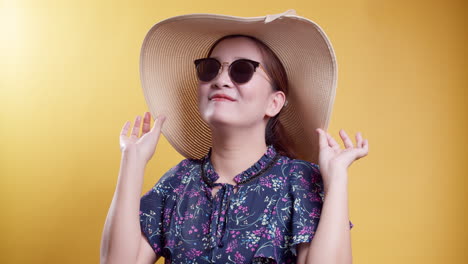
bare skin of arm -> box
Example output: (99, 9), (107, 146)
(296, 128), (369, 264)
(296, 173), (351, 264)
(100, 112), (166, 264)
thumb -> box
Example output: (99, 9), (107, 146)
(151, 114), (166, 132)
(316, 128), (328, 149)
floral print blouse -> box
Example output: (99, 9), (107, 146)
(139, 144), (353, 264)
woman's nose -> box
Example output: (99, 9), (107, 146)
(212, 63), (233, 88)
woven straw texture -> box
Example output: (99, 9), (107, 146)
(139, 11), (337, 164)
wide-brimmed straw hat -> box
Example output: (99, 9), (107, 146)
(139, 9), (338, 164)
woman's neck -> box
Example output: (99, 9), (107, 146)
(209, 125), (268, 184)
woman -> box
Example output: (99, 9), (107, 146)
(101, 10), (369, 264)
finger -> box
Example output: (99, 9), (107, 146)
(150, 115), (159, 132)
(339, 129), (354, 149)
(141, 112), (151, 135)
(356, 138), (369, 159)
(316, 128), (328, 149)
(151, 114), (166, 133)
(364, 138), (369, 151)
(357, 144), (369, 159)
(356, 132), (363, 148)
(120, 120), (130, 137)
(131, 115), (142, 138)
(325, 131), (341, 151)
(160, 114), (166, 124)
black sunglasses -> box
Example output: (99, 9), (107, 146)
(193, 58), (269, 84)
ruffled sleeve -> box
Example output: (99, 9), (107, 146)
(288, 160), (353, 255)
(139, 162), (180, 256)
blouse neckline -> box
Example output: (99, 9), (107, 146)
(201, 144), (280, 186)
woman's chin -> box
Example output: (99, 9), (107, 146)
(204, 116), (237, 128)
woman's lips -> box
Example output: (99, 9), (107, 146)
(209, 93), (236, 101)
(210, 98), (235, 102)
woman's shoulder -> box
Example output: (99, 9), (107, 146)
(277, 155), (322, 185)
(171, 156), (203, 172)
(148, 157), (202, 192)
(275, 156), (325, 205)
(279, 155), (321, 174)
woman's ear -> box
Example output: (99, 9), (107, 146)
(266, 91), (286, 117)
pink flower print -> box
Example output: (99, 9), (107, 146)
(186, 248), (203, 258)
(298, 226), (313, 235)
(309, 207), (321, 218)
(299, 176), (310, 188)
(152, 243), (161, 254)
(234, 251), (245, 262)
(310, 191), (322, 202)
(177, 216), (184, 224)
(225, 239), (238, 253)
(259, 177), (272, 188)
(230, 230), (241, 238)
(167, 239), (175, 248)
(202, 222), (209, 234)
(238, 205), (248, 213)
(252, 227), (267, 236)
(189, 190), (200, 198)
(174, 185), (184, 195)
(275, 227), (282, 238)
(164, 208), (173, 225)
(188, 225), (198, 235)
(271, 227), (284, 246)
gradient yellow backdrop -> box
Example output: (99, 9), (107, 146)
(1, 0), (467, 263)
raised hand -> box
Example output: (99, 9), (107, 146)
(315, 128), (369, 185)
(120, 111), (166, 165)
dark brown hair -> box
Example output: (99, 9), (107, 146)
(206, 34), (297, 159)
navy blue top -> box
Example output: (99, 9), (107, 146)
(140, 144), (353, 263)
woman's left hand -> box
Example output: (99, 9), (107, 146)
(315, 128), (369, 186)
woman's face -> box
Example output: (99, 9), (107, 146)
(197, 37), (285, 130)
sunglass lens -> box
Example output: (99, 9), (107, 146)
(230, 60), (255, 84)
(196, 59), (219, 82)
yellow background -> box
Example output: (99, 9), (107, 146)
(1, 0), (467, 263)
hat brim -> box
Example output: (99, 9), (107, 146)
(139, 10), (337, 164)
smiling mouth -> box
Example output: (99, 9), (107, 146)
(210, 98), (235, 102)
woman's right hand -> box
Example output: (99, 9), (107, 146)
(119, 111), (166, 164)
